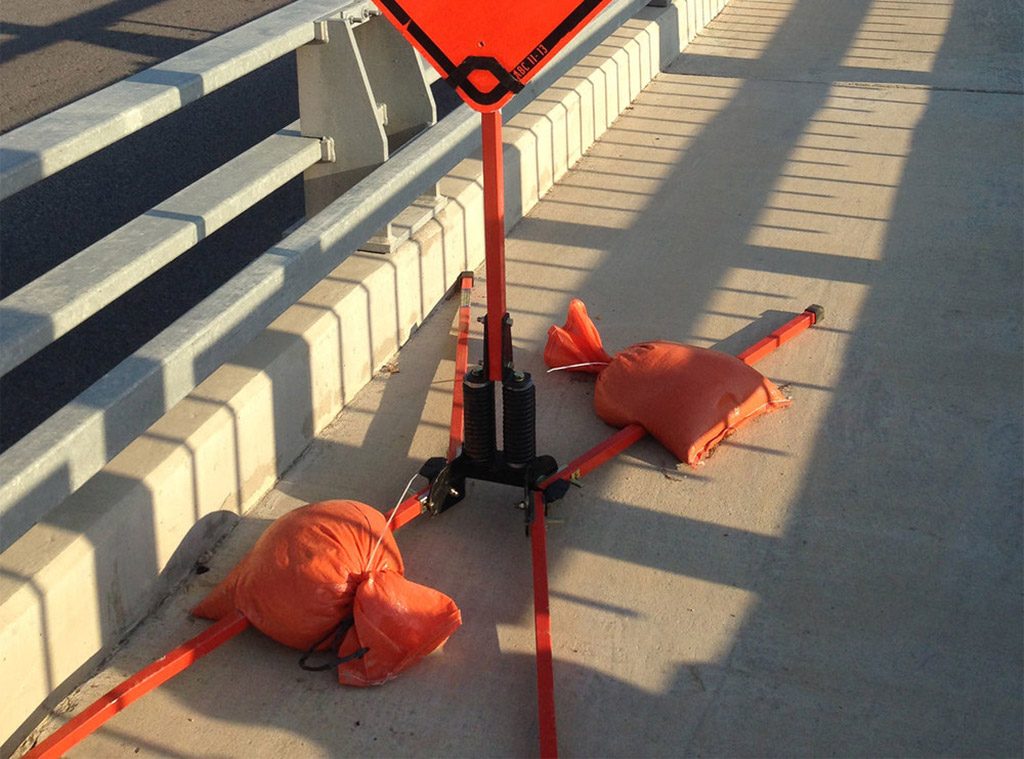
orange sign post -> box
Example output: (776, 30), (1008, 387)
(369, 3), (615, 757)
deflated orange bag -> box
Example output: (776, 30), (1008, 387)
(543, 298), (612, 372)
(193, 500), (461, 684)
(336, 572), (462, 686)
(545, 300), (790, 465)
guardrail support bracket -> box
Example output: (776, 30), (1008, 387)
(297, 14), (436, 221)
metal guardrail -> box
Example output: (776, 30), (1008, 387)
(0, 124), (329, 376)
(0, 0), (658, 552)
(0, 0), (360, 200)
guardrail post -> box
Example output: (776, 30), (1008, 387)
(355, 14), (435, 152)
(297, 11), (443, 247)
(354, 14), (446, 253)
(297, 16), (389, 218)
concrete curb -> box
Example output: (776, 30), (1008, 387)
(0, 0), (728, 751)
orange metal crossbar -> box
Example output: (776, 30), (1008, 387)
(737, 307), (820, 366)
(530, 490), (558, 759)
(24, 610), (250, 759)
(386, 273), (475, 532)
(386, 486), (431, 531)
(540, 424), (647, 491)
(448, 272), (475, 461)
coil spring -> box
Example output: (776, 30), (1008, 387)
(462, 366), (496, 461)
(503, 372), (536, 467)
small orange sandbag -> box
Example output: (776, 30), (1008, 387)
(335, 571), (462, 686)
(546, 300), (790, 465)
(543, 298), (611, 373)
(192, 500), (403, 651)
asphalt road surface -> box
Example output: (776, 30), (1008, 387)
(0, 0), (459, 451)
(1, 0), (298, 132)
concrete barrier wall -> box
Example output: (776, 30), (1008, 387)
(0, 0), (728, 751)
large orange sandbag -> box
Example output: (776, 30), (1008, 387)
(335, 571), (463, 686)
(192, 500), (404, 651)
(546, 300), (790, 465)
(595, 340), (790, 464)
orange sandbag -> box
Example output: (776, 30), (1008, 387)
(546, 300), (790, 465)
(336, 571), (462, 686)
(543, 298), (611, 373)
(595, 341), (790, 464)
(192, 500), (403, 651)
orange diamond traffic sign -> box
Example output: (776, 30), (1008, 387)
(371, 0), (616, 112)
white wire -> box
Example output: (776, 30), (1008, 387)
(545, 361), (610, 373)
(364, 471), (420, 573)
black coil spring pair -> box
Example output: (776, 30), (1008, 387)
(462, 366), (536, 466)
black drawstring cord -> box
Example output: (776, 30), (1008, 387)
(298, 617), (369, 672)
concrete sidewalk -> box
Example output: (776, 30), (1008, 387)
(18, 0), (1022, 756)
